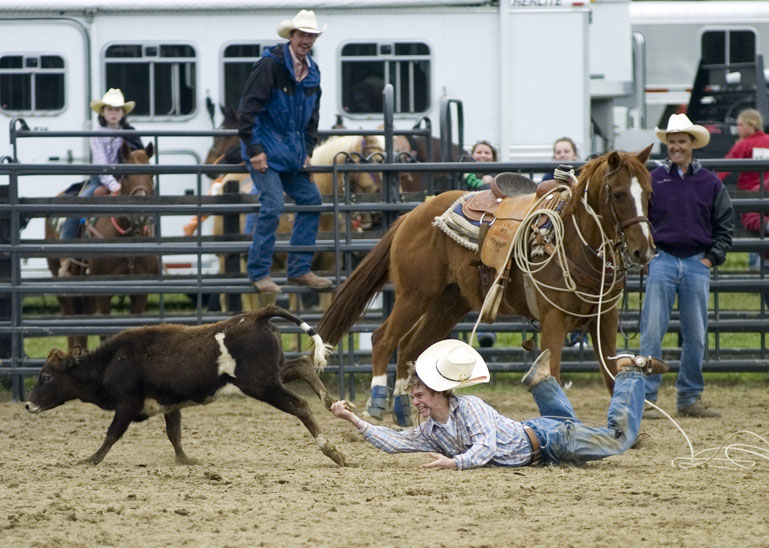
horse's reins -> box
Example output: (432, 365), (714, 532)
(86, 177), (153, 238)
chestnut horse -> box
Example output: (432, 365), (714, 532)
(46, 142), (159, 349)
(318, 146), (654, 425)
(87, 142), (160, 318)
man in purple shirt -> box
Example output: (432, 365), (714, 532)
(641, 114), (733, 419)
(331, 339), (667, 469)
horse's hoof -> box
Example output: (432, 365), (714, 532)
(392, 394), (413, 427)
(366, 385), (388, 420)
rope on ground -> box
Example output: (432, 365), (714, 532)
(671, 430), (769, 471)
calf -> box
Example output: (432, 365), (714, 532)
(26, 305), (346, 466)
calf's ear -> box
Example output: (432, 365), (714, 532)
(46, 348), (66, 363)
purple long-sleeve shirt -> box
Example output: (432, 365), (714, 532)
(648, 159), (734, 265)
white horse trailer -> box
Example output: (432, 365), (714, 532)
(0, 0), (638, 275)
(619, 1), (769, 153)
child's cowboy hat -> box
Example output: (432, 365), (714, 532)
(90, 88), (135, 114)
(277, 9), (327, 39)
(654, 113), (710, 149)
(416, 339), (490, 392)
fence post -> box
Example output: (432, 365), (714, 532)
(222, 179), (242, 312)
(0, 184), (14, 396)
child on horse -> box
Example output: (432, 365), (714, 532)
(58, 88), (143, 275)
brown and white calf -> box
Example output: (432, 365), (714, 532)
(25, 305), (346, 466)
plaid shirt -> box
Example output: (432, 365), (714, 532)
(90, 134), (124, 192)
(358, 395), (533, 470)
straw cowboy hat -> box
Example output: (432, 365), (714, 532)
(415, 339), (490, 392)
(654, 113), (710, 149)
(277, 9), (327, 39)
(90, 88), (135, 114)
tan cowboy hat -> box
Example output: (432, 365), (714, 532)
(90, 88), (135, 114)
(654, 113), (710, 149)
(415, 339), (490, 393)
(277, 9), (327, 39)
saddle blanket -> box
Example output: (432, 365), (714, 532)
(432, 192), (486, 252)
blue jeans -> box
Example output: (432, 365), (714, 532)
(639, 250), (710, 409)
(59, 178), (102, 239)
(245, 165), (321, 281)
(523, 372), (645, 465)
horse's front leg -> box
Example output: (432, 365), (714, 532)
(539, 310), (569, 383)
(589, 307), (619, 393)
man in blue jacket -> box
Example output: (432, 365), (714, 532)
(238, 10), (331, 294)
(641, 114), (734, 419)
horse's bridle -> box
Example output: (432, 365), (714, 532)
(104, 176), (154, 237)
(599, 160), (652, 267)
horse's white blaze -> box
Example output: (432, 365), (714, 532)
(215, 332), (237, 377)
(630, 176), (651, 240)
(371, 374), (387, 388)
(393, 377), (409, 396)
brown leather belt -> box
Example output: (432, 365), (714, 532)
(523, 426), (542, 465)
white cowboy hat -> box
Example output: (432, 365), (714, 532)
(90, 88), (135, 114)
(415, 339), (490, 392)
(654, 113), (710, 149)
(277, 9), (327, 39)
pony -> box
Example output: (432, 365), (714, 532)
(318, 146), (655, 426)
(46, 142), (159, 349)
(86, 142), (160, 318)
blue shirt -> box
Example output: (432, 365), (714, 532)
(358, 395), (533, 470)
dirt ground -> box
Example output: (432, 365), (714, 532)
(2, 378), (768, 548)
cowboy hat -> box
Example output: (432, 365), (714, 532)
(654, 113), (710, 149)
(415, 339), (490, 392)
(277, 9), (327, 39)
(90, 88), (135, 114)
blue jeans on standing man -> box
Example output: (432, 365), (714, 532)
(523, 371), (645, 465)
(245, 165), (322, 282)
(639, 249), (710, 410)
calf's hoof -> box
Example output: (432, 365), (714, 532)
(175, 454), (198, 465)
(318, 437), (347, 467)
(78, 454), (103, 465)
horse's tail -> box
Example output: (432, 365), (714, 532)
(318, 215), (404, 346)
(260, 305), (331, 371)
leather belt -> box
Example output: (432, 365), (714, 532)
(523, 426), (542, 465)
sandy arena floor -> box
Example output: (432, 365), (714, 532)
(2, 379), (768, 548)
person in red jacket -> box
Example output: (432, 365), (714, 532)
(718, 108), (769, 270)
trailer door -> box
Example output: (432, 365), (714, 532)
(0, 18), (89, 171)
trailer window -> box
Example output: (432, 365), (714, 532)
(701, 30), (756, 65)
(340, 41), (430, 115)
(222, 43), (277, 110)
(104, 44), (196, 117)
(0, 54), (65, 112)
